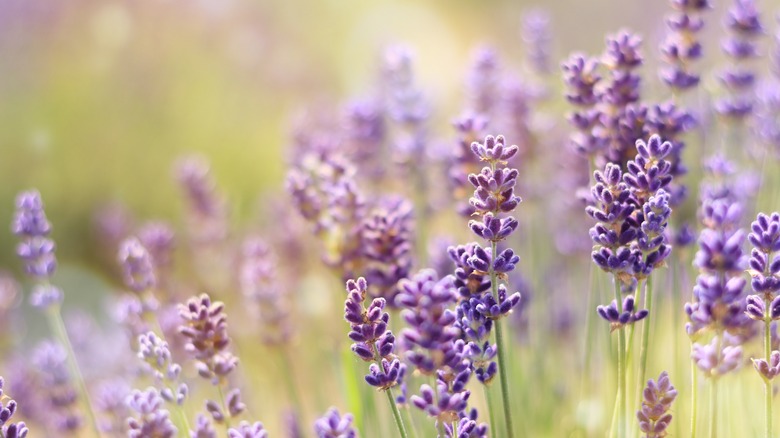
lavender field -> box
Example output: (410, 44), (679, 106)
(2, 0), (780, 437)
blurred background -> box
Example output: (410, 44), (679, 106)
(0, 0), (683, 268)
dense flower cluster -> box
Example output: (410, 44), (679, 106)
(0, 377), (29, 438)
(636, 371), (678, 437)
(314, 408), (356, 438)
(660, 0), (710, 91)
(126, 388), (177, 438)
(344, 277), (404, 390)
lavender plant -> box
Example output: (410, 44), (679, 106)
(745, 212), (780, 437)
(0, 376), (29, 438)
(636, 371), (678, 438)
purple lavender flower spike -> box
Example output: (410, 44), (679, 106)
(118, 237), (157, 293)
(660, 0), (711, 91)
(0, 377), (29, 438)
(176, 155), (228, 244)
(178, 294), (236, 383)
(466, 46), (500, 117)
(636, 371), (677, 438)
(191, 413), (217, 438)
(716, 0), (764, 119)
(456, 298), (497, 383)
(521, 9), (552, 76)
(137, 331), (188, 405)
(562, 53), (604, 158)
(32, 341), (82, 432)
(137, 221), (176, 272)
(360, 196), (415, 305)
(344, 277), (403, 390)
(470, 135), (518, 165)
(12, 190), (57, 281)
(126, 388), (177, 438)
(475, 284), (522, 321)
(410, 378), (470, 424)
(449, 408), (489, 438)
(448, 243), (492, 300)
(228, 421), (268, 438)
(314, 408), (356, 438)
(623, 135), (673, 201)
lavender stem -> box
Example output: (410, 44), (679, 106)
(385, 389), (408, 438)
(613, 278), (626, 438)
(691, 354), (699, 438)
(637, 274), (654, 424)
(489, 239), (515, 438)
(45, 305), (102, 437)
(483, 385), (498, 438)
(764, 300), (773, 438)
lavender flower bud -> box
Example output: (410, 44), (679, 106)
(753, 350), (780, 380)
(228, 421), (268, 438)
(0, 377), (29, 438)
(178, 294), (238, 384)
(691, 337), (742, 377)
(597, 296), (649, 329)
(636, 371), (677, 438)
(126, 388), (177, 438)
(118, 237), (157, 293)
(314, 408), (356, 438)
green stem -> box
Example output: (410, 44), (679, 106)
(709, 378), (718, 438)
(613, 278), (626, 438)
(483, 385), (498, 438)
(216, 383), (232, 429)
(637, 275), (653, 413)
(691, 357), (698, 438)
(581, 263), (597, 397)
(46, 306), (101, 437)
(386, 389), (409, 438)
(280, 347), (305, 423)
(489, 239), (515, 438)
(765, 310), (773, 438)
(401, 405), (418, 438)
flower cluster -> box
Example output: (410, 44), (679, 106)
(716, 0), (764, 119)
(12, 190), (62, 308)
(314, 408), (356, 438)
(0, 376), (29, 438)
(137, 331), (188, 406)
(32, 341), (82, 432)
(660, 0), (710, 91)
(178, 294), (245, 427)
(636, 371), (677, 437)
(176, 155), (228, 245)
(344, 277), (403, 390)
(240, 237), (292, 346)
(126, 388), (177, 438)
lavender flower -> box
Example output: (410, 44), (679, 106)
(660, 0), (710, 91)
(240, 238), (292, 346)
(344, 277), (403, 390)
(118, 237), (157, 293)
(32, 341), (82, 432)
(314, 408), (356, 438)
(0, 376), (29, 438)
(176, 155), (228, 244)
(137, 331), (188, 405)
(466, 47), (500, 117)
(126, 388), (177, 438)
(716, 0), (764, 119)
(12, 191), (59, 303)
(597, 296), (649, 329)
(562, 53), (604, 157)
(753, 351), (780, 380)
(137, 221), (176, 273)
(521, 9), (552, 75)
(691, 337), (743, 377)
(360, 197), (415, 304)
(228, 421), (268, 438)
(94, 380), (130, 435)
(636, 371), (677, 438)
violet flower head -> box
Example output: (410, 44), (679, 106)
(126, 388), (177, 438)
(562, 53), (604, 158)
(118, 237), (157, 293)
(601, 30), (643, 106)
(0, 377), (29, 438)
(636, 371), (677, 438)
(623, 135), (673, 202)
(521, 9), (552, 75)
(178, 294), (238, 384)
(597, 295), (649, 330)
(691, 337), (743, 377)
(32, 341), (82, 432)
(753, 350), (780, 380)
(314, 408), (356, 438)
(660, 0), (710, 91)
(344, 277), (403, 390)
(240, 237), (292, 346)
(466, 46), (500, 116)
(137, 221), (176, 272)
(747, 212), (780, 296)
(137, 331), (188, 406)
(716, 0), (764, 119)
(175, 155), (228, 244)
(228, 421), (268, 438)
(448, 408), (489, 438)
(410, 376), (470, 425)
(456, 297), (497, 384)
(360, 196), (415, 304)
(12, 190), (57, 281)
(448, 243), (492, 300)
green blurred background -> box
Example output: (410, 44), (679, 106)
(0, 0), (697, 268)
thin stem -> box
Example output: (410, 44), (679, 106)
(46, 306), (101, 438)
(401, 405), (419, 438)
(216, 383), (232, 429)
(280, 346), (305, 422)
(581, 263), (598, 398)
(386, 389), (409, 438)
(709, 378), (718, 438)
(483, 385), (498, 438)
(765, 310), (773, 438)
(637, 275), (654, 413)
(613, 278), (626, 438)
(489, 239), (515, 438)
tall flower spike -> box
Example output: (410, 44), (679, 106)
(12, 190), (58, 290)
(344, 277), (403, 390)
(118, 237), (157, 293)
(660, 0), (711, 91)
(562, 53), (604, 158)
(636, 371), (678, 438)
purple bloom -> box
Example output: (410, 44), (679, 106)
(0, 377), (29, 438)
(597, 296), (649, 329)
(126, 388), (177, 438)
(344, 277), (403, 390)
(636, 371), (677, 438)
(228, 421), (268, 438)
(137, 331), (188, 405)
(753, 351), (780, 380)
(178, 294), (238, 386)
(137, 221), (176, 272)
(12, 190), (57, 280)
(521, 9), (552, 75)
(691, 337), (743, 377)
(118, 237), (157, 293)
(466, 46), (500, 117)
(175, 155), (228, 244)
(314, 408), (356, 438)
(32, 341), (82, 432)
(411, 378), (470, 424)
